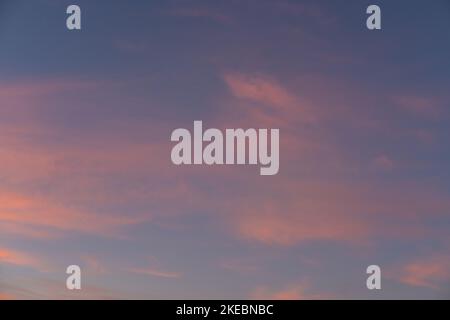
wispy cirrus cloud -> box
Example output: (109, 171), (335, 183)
(128, 255), (182, 279)
(223, 72), (316, 124)
(224, 73), (296, 109)
(0, 189), (144, 238)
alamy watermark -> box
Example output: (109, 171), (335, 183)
(171, 121), (280, 176)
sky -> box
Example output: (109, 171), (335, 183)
(1, 0), (450, 300)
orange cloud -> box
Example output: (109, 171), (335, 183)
(0, 293), (14, 300)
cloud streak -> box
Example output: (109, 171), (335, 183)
(0, 247), (42, 270)
(399, 255), (450, 290)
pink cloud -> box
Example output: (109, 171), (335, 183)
(0, 79), (103, 121)
(372, 154), (395, 170)
(234, 205), (368, 246)
(399, 255), (450, 289)
(0, 190), (144, 237)
(0, 247), (42, 270)
(250, 283), (329, 300)
(226, 179), (450, 247)
(0, 79), (95, 98)
(129, 256), (182, 279)
(82, 256), (108, 275)
(0, 222), (57, 239)
(226, 181), (371, 246)
(130, 267), (181, 279)
(224, 73), (295, 109)
(25, 277), (120, 300)
(393, 95), (440, 118)
(169, 7), (232, 24)
(219, 258), (260, 274)
(267, 0), (335, 23)
(415, 129), (435, 144)
(223, 72), (316, 124)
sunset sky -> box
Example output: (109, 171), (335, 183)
(1, 0), (450, 299)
